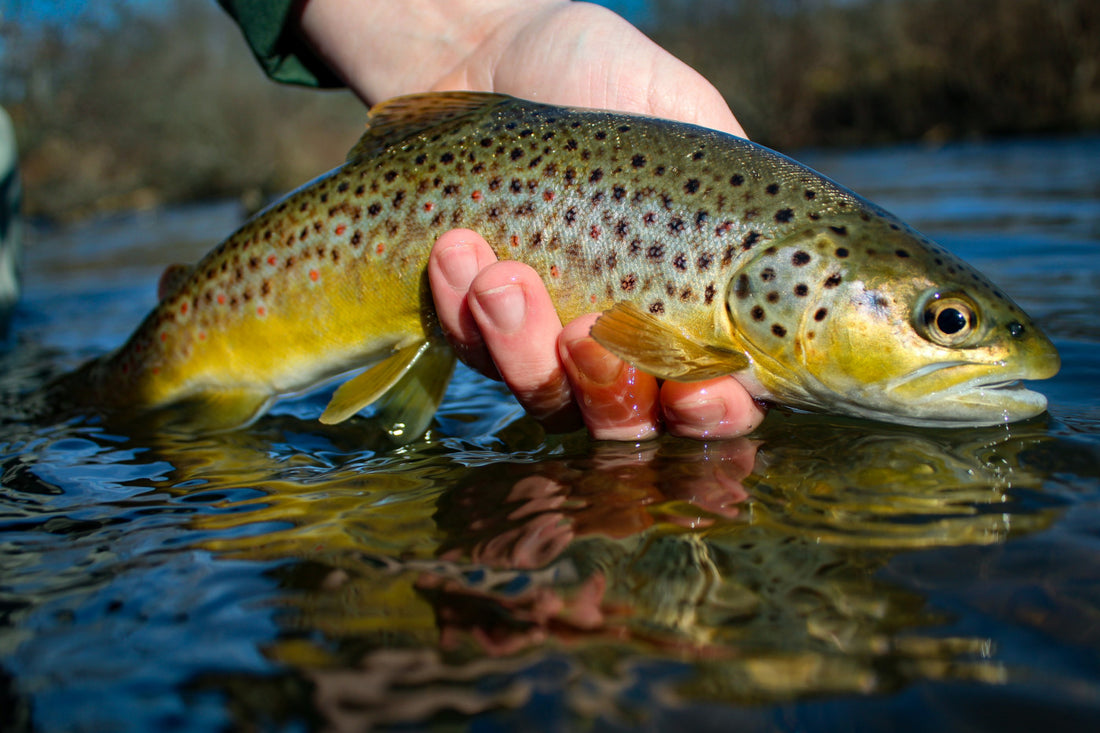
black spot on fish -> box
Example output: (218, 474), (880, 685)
(695, 210), (709, 228)
(542, 131), (555, 141)
(480, 137), (493, 147)
(619, 125), (630, 132)
(794, 284), (809, 296)
(443, 184), (459, 196)
(643, 212), (657, 225)
(655, 165), (666, 176)
(606, 252), (617, 269)
(564, 207), (577, 225)
(692, 151), (705, 160)
(510, 148), (524, 160)
(730, 174), (745, 186)
(668, 218), (685, 234)
(629, 239), (642, 256)
(392, 190), (405, 208)
(650, 301), (665, 314)
(824, 274), (842, 288)
(565, 139), (578, 151)
(835, 247), (849, 258)
(684, 179), (701, 194)
(760, 268), (776, 282)
(589, 168), (604, 183)
(621, 274), (637, 291)
(697, 252), (714, 271)
(751, 305), (765, 321)
(615, 220), (629, 238)
(775, 208), (795, 223)
(804, 189), (816, 199)
(673, 253), (688, 271)
(704, 284), (716, 305)
(742, 231), (760, 251)
(510, 179), (522, 193)
(770, 323), (788, 338)
(647, 244), (665, 260)
(440, 152), (454, 164)
(367, 203), (381, 217)
(766, 183), (780, 195)
(594, 130), (607, 140)
(735, 274), (751, 299)
(829, 225), (848, 236)
(382, 172), (396, 184)
(792, 251), (811, 266)
(613, 185), (626, 201)
(766, 291), (780, 303)
(591, 190), (605, 204)
(895, 249), (910, 258)
(632, 154), (647, 168)
(814, 308), (828, 321)
(680, 287), (693, 301)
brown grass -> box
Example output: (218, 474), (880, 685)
(2, 0), (1097, 220)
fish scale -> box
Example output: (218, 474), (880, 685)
(54, 92), (1058, 438)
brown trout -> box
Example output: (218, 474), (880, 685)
(55, 92), (1060, 439)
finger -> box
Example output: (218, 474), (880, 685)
(558, 314), (661, 441)
(427, 229), (502, 379)
(467, 261), (581, 431)
(659, 378), (767, 440)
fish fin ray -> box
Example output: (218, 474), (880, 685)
(348, 92), (510, 162)
(374, 342), (456, 444)
(320, 341), (428, 425)
(590, 302), (748, 381)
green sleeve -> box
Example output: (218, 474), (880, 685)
(217, 0), (344, 88)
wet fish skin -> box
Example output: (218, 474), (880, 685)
(60, 92), (1059, 436)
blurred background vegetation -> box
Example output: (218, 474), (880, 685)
(2, 0), (1098, 221)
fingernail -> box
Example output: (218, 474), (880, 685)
(475, 283), (526, 333)
(565, 333), (623, 386)
(438, 242), (480, 290)
(665, 397), (727, 427)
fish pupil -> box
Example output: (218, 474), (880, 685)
(936, 307), (968, 334)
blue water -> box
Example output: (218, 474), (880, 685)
(2, 136), (1099, 731)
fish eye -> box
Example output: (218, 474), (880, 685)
(919, 295), (978, 347)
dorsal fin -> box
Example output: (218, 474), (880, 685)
(347, 91), (511, 163)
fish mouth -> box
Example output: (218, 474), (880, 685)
(880, 362), (1051, 426)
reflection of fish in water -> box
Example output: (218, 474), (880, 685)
(52, 92), (1058, 439)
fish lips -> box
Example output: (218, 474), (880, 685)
(882, 359), (1058, 426)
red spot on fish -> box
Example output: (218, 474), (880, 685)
(179, 302), (188, 315)
(217, 294), (226, 305)
(160, 332), (168, 342)
(550, 265), (560, 278)
(423, 202), (434, 212)
(257, 306), (266, 317)
(267, 255), (277, 266)
(590, 294), (597, 304)
(335, 224), (346, 235)
(590, 225), (600, 239)
(543, 190), (554, 201)
(510, 235), (519, 248)
(309, 269), (320, 282)
(152, 367), (160, 375)
(471, 190), (482, 201)
(198, 331), (206, 341)
(375, 243), (385, 255)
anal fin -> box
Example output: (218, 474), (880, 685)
(590, 302), (748, 381)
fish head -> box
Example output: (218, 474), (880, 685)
(724, 217), (1060, 426)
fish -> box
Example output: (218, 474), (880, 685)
(52, 92), (1060, 439)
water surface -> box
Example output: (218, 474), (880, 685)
(2, 137), (1099, 731)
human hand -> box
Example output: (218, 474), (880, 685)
(298, 0), (765, 439)
(427, 230), (766, 441)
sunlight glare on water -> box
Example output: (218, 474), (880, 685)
(2, 137), (1099, 731)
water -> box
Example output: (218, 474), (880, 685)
(2, 137), (1099, 731)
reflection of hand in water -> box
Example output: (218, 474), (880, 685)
(422, 439), (758, 654)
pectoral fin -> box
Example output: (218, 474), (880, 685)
(320, 340), (456, 443)
(590, 303), (748, 381)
